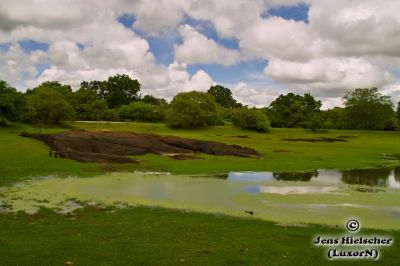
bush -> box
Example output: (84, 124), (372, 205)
(102, 108), (120, 122)
(166, 91), (222, 128)
(24, 85), (74, 124)
(0, 116), (12, 127)
(231, 108), (270, 132)
(119, 101), (165, 122)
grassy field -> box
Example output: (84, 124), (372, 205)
(1, 122), (400, 185)
(0, 122), (399, 265)
(0, 207), (399, 266)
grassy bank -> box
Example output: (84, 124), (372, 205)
(1, 122), (400, 185)
(0, 122), (399, 265)
(0, 207), (398, 266)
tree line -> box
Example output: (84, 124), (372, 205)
(1, 74), (400, 132)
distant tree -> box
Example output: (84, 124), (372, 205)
(24, 83), (74, 123)
(231, 108), (270, 132)
(322, 107), (348, 129)
(81, 74), (140, 108)
(26, 81), (73, 101)
(105, 74), (140, 108)
(343, 88), (395, 130)
(119, 102), (165, 122)
(207, 85), (238, 109)
(0, 80), (25, 123)
(102, 108), (120, 122)
(141, 95), (167, 106)
(306, 113), (326, 132)
(267, 93), (322, 128)
(71, 87), (108, 121)
(80, 80), (106, 96)
(397, 101), (400, 119)
(166, 91), (222, 128)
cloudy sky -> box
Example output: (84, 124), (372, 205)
(1, 0), (400, 108)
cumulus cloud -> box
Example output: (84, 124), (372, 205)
(265, 57), (393, 97)
(1, 0), (400, 107)
(0, 5), (212, 101)
(0, 43), (47, 88)
(128, 0), (190, 34)
(232, 82), (280, 107)
(174, 25), (241, 65)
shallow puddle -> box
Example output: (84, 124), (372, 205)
(0, 168), (399, 229)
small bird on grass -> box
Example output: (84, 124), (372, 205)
(245, 210), (254, 215)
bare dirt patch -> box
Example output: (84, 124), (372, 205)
(282, 137), (347, 143)
(20, 131), (261, 163)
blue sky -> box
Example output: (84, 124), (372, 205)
(111, 3), (309, 86)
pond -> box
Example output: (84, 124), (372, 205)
(0, 167), (399, 230)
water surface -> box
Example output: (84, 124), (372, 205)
(0, 168), (399, 229)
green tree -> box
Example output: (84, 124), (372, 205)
(24, 83), (74, 123)
(231, 108), (270, 132)
(71, 87), (108, 121)
(207, 85), (238, 109)
(166, 91), (222, 128)
(0, 80), (25, 123)
(322, 107), (348, 129)
(343, 88), (395, 130)
(267, 93), (322, 128)
(119, 102), (165, 122)
(141, 95), (167, 106)
(81, 74), (141, 108)
(397, 101), (400, 119)
(26, 81), (73, 101)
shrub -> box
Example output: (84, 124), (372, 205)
(102, 108), (120, 122)
(119, 101), (165, 122)
(166, 91), (222, 128)
(231, 108), (270, 132)
(0, 116), (11, 127)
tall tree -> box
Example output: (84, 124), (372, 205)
(24, 83), (74, 123)
(267, 93), (322, 128)
(105, 74), (140, 108)
(141, 95), (167, 106)
(0, 80), (25, 122)
(81, 74), (140, 108)
(71, 87), (108, 121)
(343, 88), (395, 130)
(166, 91), (221, 128)
(207, 85), (238, 109)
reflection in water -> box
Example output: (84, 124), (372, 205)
(395, 167), (400, 182)
(229, 172), (274, 182)
(273, 170), (318, 182)
(227, 167), (400, 190)
(1, 170), (400, 230)
(340, 168), (391, 187)
(258, 185), (337, 195)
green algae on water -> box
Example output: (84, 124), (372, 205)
(0, 172), (399, 230)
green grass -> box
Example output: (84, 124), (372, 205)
(0, 206), (398, 266)
(70, 121), (400, 173)
(0, 124), (100, 186)
(2, 122), (399, 185)
(1, 122), (399, 265)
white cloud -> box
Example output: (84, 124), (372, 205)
(0, 43), (47, 89)
(128, 0), (190, 35)
(232, 82), (279, 107)
(174, 25), (241, 66)
(265, 57), (393, 97)
(188, 0), (264, 39)
(1, 0), (400, 107)
(158, 61), (214, 98)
